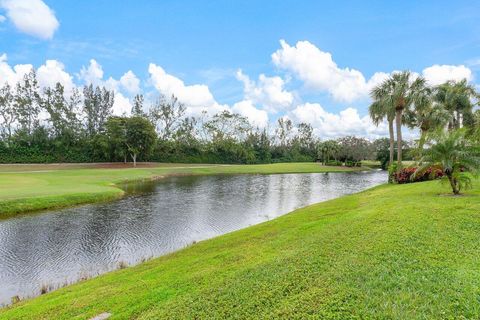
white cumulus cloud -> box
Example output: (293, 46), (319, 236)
(236, 70), (293, 113)
(112, 92), (133, 116)
(0, 0), (59, 39)
(232, 100), (269, 128)
(120, 70), (140, 95)
(289, 103), (388, 139)
(422, 64), (473, 85)
(0, 53), (33, 86)
(148, 63), (228, 116)
(148, 63), (215, 107)
(78, 59), (104, 85)
(272, 40), (392, 103)
(37, 60), (74, 94)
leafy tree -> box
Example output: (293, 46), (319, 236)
(275, 117), (293, 148)
(149, 95), (186, 140)
(173, 116), (197, 143)
(372, 138), (391, 169)
(131, 94), (146, 117)
(337, 136), (372, 164)
(105, 116), (128, 162)
(125, 116), (157, 167)
(203, 110), (251, 142)
(14, 70), (41, 139)
(245, 129), (271, 163)
(416, 129), (480, 195)
(40, 83), (74, 139)
(65, 87), (84, 140)
(83, 84), (114, 136)
(0, 83), (15, 141)
(294, 122), (316, 156)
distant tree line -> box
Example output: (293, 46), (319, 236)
(0, 69), (401, 165)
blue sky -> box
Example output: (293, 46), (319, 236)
(0, 0), (479, 137)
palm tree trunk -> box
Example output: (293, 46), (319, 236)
(417, 129), (427, 157)
(395, 108), (403, 168)
(447, 173), (459, 195)
(388, 119), (394, 165)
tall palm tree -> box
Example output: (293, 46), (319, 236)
(434, 79), (476, 130)
(369, 100), (395, 165)
(416, 129), (480, 195)
(371, 71), (427, 167)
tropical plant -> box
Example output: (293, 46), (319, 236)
(393, 166), (443, 184)
(415, 129), (480, 195)
(371, 71), (427, 167)
(473, 110), (480, 143)
(404, 86), (450, 155)
(434, 80), (477, 131)
(318, 140), (340, 165)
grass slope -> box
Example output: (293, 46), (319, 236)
(1, 179), (480, 319)
(0, 162), (362, 218)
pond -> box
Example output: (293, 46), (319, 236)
(0, 170), (386, 305)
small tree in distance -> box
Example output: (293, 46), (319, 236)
(125, 116), (157, 167)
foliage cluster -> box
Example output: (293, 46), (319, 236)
(392, 166), (443, 184)
(369, 71), (480, 193)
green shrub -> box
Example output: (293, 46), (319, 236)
(325, 160), (343, 166)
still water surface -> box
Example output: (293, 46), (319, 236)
(0, 170), (386, 305)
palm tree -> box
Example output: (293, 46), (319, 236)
(318, 140), (340, 165)
(369, 100), (395, 166)
(434, 79), (477, 130)
(416, 129), (480, 195)
(371, 71), (427, 167)
(405, 86), (450, 154)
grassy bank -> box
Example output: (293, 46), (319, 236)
(1, 178), (480, 319)
(0, 162), (364, 217)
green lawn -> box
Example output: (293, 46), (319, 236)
(1, 178), (479, 319)
(0, 162), (363, 217)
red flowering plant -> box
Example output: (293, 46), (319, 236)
(393, 166), (443, 184)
